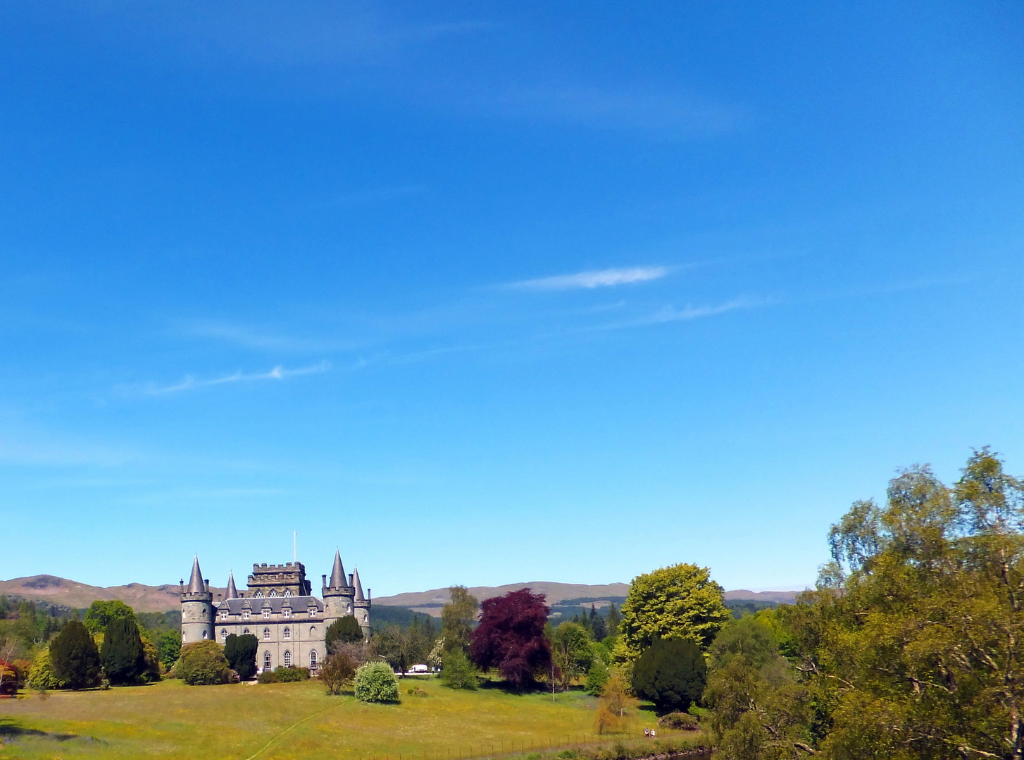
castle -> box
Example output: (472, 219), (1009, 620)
(179, 551), (370, 674)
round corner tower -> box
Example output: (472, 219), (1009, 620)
(322, 550), (356, 628)
(180, 556), (215, 644)
(352, 566), (371, 638)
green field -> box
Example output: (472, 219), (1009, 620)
(0, 677), (700, 760)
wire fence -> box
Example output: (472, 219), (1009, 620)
(367, 733), (707, 760)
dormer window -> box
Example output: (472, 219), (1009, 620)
(243, 610), (250, 620)
(220, 610), (228, 620)
(284, 590), (292, 597)
(282, 608), (291, 618)
(308, 608), (317, 618)
(262, 608), (270, 619)
(254, 591), (264, 598)
(269, 590), (279, 598)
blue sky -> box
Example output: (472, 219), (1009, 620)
(1, 1), (1022, 596)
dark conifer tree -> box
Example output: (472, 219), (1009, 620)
(606, 602), (622, 634)
(224, 633), (258, 680)
(49, 620), (101, 690)
(590, 604), (607, 640)
(101, 616), (146, 685)
(632, 637), (707, 713)
(325, 615), (363, 652)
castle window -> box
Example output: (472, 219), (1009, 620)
(263, 652), (271, 671)
(282, 608), (291, 618)
(283, 627), (291, 640)
(310, 626), (316, 637)
(243, 628), (250, 635)
(269, 590), (279, 598)
(263, 628), (270, 640)
(308, 608), (317, 617)
(243, 610), (250, 620)
(202, 630), (208, 639)
(284, 590), (292, 597)
(283, 650), (292, 668)
(220, 610), (228, 620)
(262, 609), (270, 619)
(254, 591), (264, 598)
(221, 629), (228, 639)
(309, 650), (318, 670)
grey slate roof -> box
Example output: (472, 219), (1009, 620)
(329, 550), (346, 588)
(353, 567), (365, 601)
(187, 556), (206, 594)
(226, 572), (238, 600)
(216, 596), (324, 614)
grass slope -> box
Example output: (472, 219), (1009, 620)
(0, 677), (693, 760)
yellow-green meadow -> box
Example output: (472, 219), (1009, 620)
(0, 677), (699, 760)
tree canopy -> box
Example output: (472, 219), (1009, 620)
(632, 636), (707, 713)
(325, 615), (363, 651)
(223, 633), (258, 681)
(470, 588), (551, 689)
(441, 586), (478, 654)
(84, 600), (136, 634)
(49, 620), (101, 690)
(100, 616), (146, 685)
(616, 563), (729, 662)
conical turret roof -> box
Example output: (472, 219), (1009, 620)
(353, 566), (365, 601)
(187, 556), (205, 594)
(226, 572), (238, 600)
(329, 550), (346, 588)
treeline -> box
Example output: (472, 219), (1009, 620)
(0, 599), (181, 694)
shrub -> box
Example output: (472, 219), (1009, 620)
(632, 638), (707, 713)
(223, 634), (258, 681)
(257, 669), (280, 684)
(275, 667), (310, 682)
(319, 651), (357, 695)
(101, 617), (146, 685)
(439, 648), (478, 690)
(406, 686), (428, 697)
(0, 659), (17, 696)
(178, 641), (231, 685)
(49, 620), (101, 690)
(158, 629), (181, 670)
(658, 712), (700, 730)
(354, 660), (399, 703)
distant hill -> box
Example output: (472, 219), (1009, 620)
(0, 575), (804, 614)
(0, 575), (226, 613)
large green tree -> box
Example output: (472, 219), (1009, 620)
(793, 450), (1024, 759)
(49, 620), (101, 690)
(550, 621), (594, 690)
(223, 633), (258, 680)
(615, 563), (729, 662)
(632, 637), (707, 713)
(441, 586), (478, 654)
(84, 600), (136, 634)
(100, 616), (146, 685)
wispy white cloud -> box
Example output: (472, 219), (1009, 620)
(632, 298), (762, 325)
(144, 362), (330, 396)
(176, 322), (356, 353)
(509, 267), (670, 292)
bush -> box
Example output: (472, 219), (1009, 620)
(101, 617), (146, 685)
(257, 669), (280, 684)
(406, 686), (428, 697)
(320, 651), (357, 695)
(658, 712), (700, 730)
(49, 620), (102, 690)
(223, 634), (258, 681)
(0, 659), (17, 696)
(178, 641), (231, 685)
(158, 629), (181, 670)
(276, 667), (310, 682)
(439, 648), (478, 690)
(631, 638), (707, 713)
(354, 660), (399, 703)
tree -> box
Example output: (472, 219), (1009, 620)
(590, 605), (607, 641)
(594, 672), (638, 734)
(586, 657), (610, 696)
(632, 637), (707, 713)
(325, 615), (364, 651)
(441, 586), (478, 654)
(615, 563), (729, 662)
(440, 648), (478, 690)
(158, 629), (181, 670)
(223, 633), (258, 680)
(178, 641), (230, 685)
(100, 616), (146, 685)
(84, 600), (136, 634)
(353, 660), (399, 703)
(373, 625), (425, 674)
(606, 603), (622, 636)
(704, 615), (812, 760)
(27, 649), (67, 690)
(786, 450), (1024, 759)
(319, 650), (357, 695)
(550, 621), (594, 690)
(470, 588), (551, 689)
(49, 620), (101, 690)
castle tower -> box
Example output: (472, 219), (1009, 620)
(225, 572), (238, 600)
(352, 566), (371, 638)
(180, 556), (214, 644)
(321, 550), (355, 633)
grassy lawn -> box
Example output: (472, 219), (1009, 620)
(0, 677), (697, 760)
